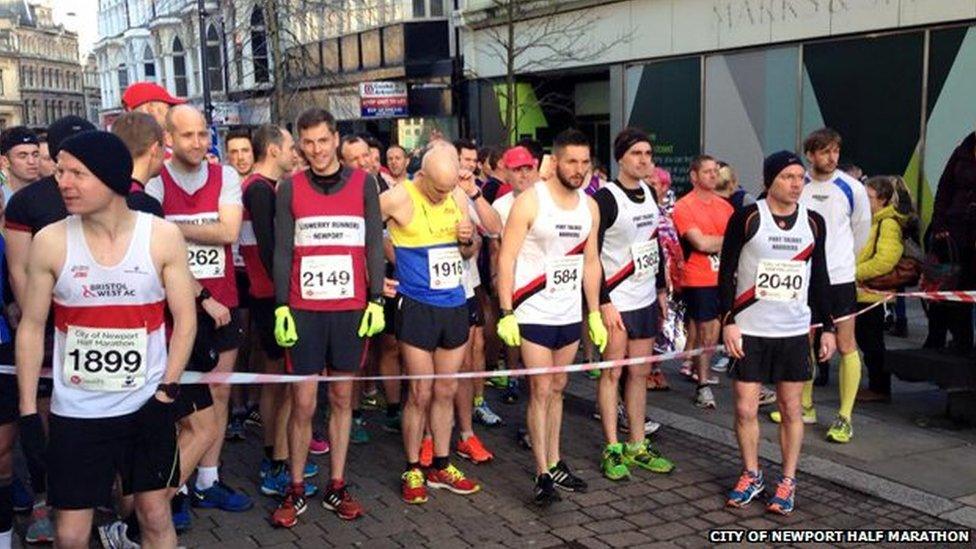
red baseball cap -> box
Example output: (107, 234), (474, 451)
(501, 146), (537, 170)
(121, 82), (186, 110)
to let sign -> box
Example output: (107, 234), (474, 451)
(360, 81), (408, 118)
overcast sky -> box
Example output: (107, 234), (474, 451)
(52, 0), (100, 57)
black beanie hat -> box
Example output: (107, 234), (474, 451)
(0, 126), (39, 155)
(47, 115), (96, 158)
(58, 131), (133, 196)
(613, 127), (652, 162)
(763, 150), (804, 188)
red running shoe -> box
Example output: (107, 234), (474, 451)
(426, 464), (480, 495)
(419, 436), (434, 468)
(401, 468), (428, 504)
(270, 484), (307, 528)
(322, 481), (364, 520)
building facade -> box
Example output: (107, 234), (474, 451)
(460, 0), (976, 228)
(83, 53), (101, 124)
(0, 11), (20, 129)
(94, 0), (275, 129)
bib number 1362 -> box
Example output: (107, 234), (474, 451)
(63, 326), (147, 391)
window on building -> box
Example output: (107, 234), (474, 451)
(206, 24), (223, 92)
(143, 45), (156, 81)
(412, 0), (444, 17)
(412, 0), (425, 17)
(250, 7), (269, 83)
(117, 64), (128, 92)
(172, 36), (188, 97)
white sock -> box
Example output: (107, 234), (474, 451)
(0, 529), (10, 549)
(195, 466), (219, 491)
(178, 485), (188, 495)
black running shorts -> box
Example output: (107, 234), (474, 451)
(829, 282), (858, 320)
(620, 302), (660, 340)
(395, 295), (468, 352)
(287, 309), (367, 374)
(729, 334), (812, 384)
(250, 298), (285, 361)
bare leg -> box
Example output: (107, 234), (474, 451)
(776, 381), (805, 478)
(733, 381), (761, 472)
(623, 338), (653, 444)
(399, 343), (434, 463)
(199, 349), (239, 470)
(328, 379), (354, 481)
(431, 345), (467, 457)
(54, 509), (95, 549)
(522, 340), (555, 474)
(134, 488), (177, 548)
(288, 380), (318, 485)
(599, 324), (628, 444)
(545, 343), (578, 467)
(455, 328), (476, 439)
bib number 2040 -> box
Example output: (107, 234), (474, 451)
(755, 259), (805, 302)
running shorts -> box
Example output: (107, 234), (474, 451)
(467, 296), (485, 328)
(829, 282), (858, 320)
(729, 334), (812, 383)
(395, 295), (468, 352)
(620, 302), (660, 340)
(521, 322), (582, 350)
(683, 286), (720, 322)
(250, 298), (284, 361)
(287, 310), (367, 374)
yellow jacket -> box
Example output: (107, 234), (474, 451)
(855, 204), (905, 303)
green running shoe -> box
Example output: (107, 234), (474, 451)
(487, 375), (509, 389)
(770, 406), (817, 425)
(825, 415), (853, 443)
(601, 443), (630, 481)
(623, 441), (674, 474)
(585, 369), (601, 380)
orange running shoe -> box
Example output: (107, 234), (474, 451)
(419, 436), (434, 468)
(270, 484), (307, 528)
(426, 464), (480, 495)
(401, 468), (428, 504)
(456, 434), (494, 464)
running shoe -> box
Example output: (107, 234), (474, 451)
(322, 482), (364, 520)
(623, 440), (674, 474)
(259, 457), (275, 479)
(191, 481), (254, 512)
(825, 415), (853, 443)
(770, 407), (817, 424)
(309, 432), (331, 454)
(12, 476), (33, 512)
(270, 485), (307, 528)
(487, 375), (509, 389)
(758, 386), (777, 406)
(691, 371), (720, 385)
(456, 434), (494, 464)
(361, 390), (384, 411)
(601, 443), (630, 481)
(726, 470), (765, 508)
(225, 413), (246, 441)
(401, 468), (428, 504)
(694, 386), (716, 409)
(25, 504), (54, 544)
(351, 417), (370, 444)
(549, 461), (587, 492)
(171, 492), (191, 532)
(618, 405), (661, 436)
(382, 412), (402, 433)
(98, 520), (140, 549)
(245, 403), (262, 427)
(260, 468), (318, 497)
(585, 369), (601, 380)
(711, 355), (730, 373)
(473, 400), (503, 427)
(426, 464), (480, 495)
(766, 477), (796, 515)
(647, 370), (669, 391)
(304, 461), (319, 478)
(533, 473), (561, 507)
(419, 436), (434, 468)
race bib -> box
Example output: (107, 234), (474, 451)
(63, 326), (147, 391)
(428, 248), (463, 290)
(708, 253), (721, 272)
(546, 255), (584, 294)
(631, 240), (659, 281)
(300, 255), (354, 300)
(187, 244), (225, 279)
(755, 259), (806, 302)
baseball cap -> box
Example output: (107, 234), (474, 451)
(501, 146), (537, 170)
(122, 82), (186, 110)
(0, 126), (39, 155)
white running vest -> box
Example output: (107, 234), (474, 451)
(733, 201), (815, 338)
(600, 182), (661, 312)
(514, 182), (591, 326)
(52, 213), (168, 418)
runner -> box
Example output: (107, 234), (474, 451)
(672, 155), (733, 409)
(496, 129), (606, 505)
(386, 144), (410, 187)
(236, 124), (300, 496)
(382, 143), (481, 504)
(111, 112), (165, 217)
(595, 128), (674, 480)
(270, 108), (385, 526)
(121, 81), (185, 128)
(15, 130), (196, 547)
(0, 166), (18, 549)
(0, 127), (40, 204)
(777, 128), (870, 443)
(721, 150), (836, 515)
(225, 129), (255, 179)
(36, 133), (56, 179)
(145, 105), (253, 513)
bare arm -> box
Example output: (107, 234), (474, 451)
(174, 204), (243, 245)
(154, 221), (196, 384)
(583, 198), (602, 314)
(16, 225), (63, 415)
(455, 188), (478, 260)
(497, 190), (537, 311)
(683, 228), (724, 254)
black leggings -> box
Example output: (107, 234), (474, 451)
(855, 303), (889, 395)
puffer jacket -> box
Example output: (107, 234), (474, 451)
(855, 204), (906, 303)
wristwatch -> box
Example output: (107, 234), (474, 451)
(468, 188), (483, 201)
(156, 383), (181, 400)
(195, 287), (212, 306)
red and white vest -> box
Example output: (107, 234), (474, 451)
(289, 169), (368, 312)
(52, 213), (167, 418)
(160, 164), (238, 308)
(239, 173), (275, 299)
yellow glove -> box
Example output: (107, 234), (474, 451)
(274, 306), (298, 348)
(497, 314), (521, 347)
(587, 311), (608, 354)
(358, 301), (386, 337)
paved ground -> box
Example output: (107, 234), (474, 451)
(66, 382), (959, 549)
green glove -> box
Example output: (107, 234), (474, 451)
(497, 314), (521, 347)
(587, 311), (608, 354)
(274, 306), (298, 348)
(358, 302), (386, 338)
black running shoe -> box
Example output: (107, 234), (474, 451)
(533, 473), (560, 507)
(549, 460), (587, 493)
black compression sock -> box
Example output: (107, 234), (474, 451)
(353, 409), (363, 420)
(264, 445), (274, 460)
(432, 456), (449, 470)
(406, 461), (420, 471)
(386, 402), (400, 418)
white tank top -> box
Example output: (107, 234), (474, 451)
(51, 213), (168, 418)
(600, 182), (661, 312)
(734, 200), (815, 338)
(514, 182), (591, 325)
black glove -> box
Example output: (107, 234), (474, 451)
(138, 395), (175, 432)
(18, 413), (46, 468)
